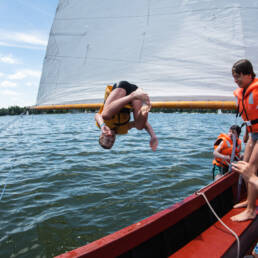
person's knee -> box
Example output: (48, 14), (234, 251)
(101, 111), (111, 120)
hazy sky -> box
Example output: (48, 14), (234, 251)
(0, 0), (59, 108)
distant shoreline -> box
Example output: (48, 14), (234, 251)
(0, 105), (235, 116)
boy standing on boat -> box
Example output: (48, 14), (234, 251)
(95, 81), (158, 150)
(232, 59), (258, 221)
(212, 125), (242, 180)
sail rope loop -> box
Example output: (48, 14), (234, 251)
(196, 191), (240, 258)
(0, 111), (26, 201)
(213, 112), (237, 141)
(228, 133), (236, 173)
(0, 111), (27, 132)
(0, 168), (13, 201)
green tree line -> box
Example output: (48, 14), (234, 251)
(0, 106), (235, 116)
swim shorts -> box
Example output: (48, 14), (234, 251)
(113, 81), (138, 96)
(212, 164), (228, 180)
(251, 132), (258, 141)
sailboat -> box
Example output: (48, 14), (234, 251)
(34, 0), (258, 257)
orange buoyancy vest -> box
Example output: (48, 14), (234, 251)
(213, 133), (242, 167)
(97, 85), (132, 134)
(233, 78), (258, 133)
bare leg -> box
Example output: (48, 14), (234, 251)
(101, 88), (128, 119)
(249, 175), (258, 189)
(131, 99), (149, 130)
(233, 137), (253, 208)
(231, 140), (258, 221)
(102, 88), (149, 120)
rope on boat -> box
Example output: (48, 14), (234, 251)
(228, 134), (236, 172)
(228, 133), (242, 204)
(196, 191), (240, 258)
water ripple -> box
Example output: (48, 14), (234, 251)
(0, 112), (241, 257)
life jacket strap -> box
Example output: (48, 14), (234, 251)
(246, 118), (258, 127)
(114, 118), (130, 126)
(215, 159), (229, 168)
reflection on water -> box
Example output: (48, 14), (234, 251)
(0, 112), (240, 257)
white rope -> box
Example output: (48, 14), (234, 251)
(228, 134), (236, 172)
(196, 191), (240, 258)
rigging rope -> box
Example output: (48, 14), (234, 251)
(0, 111), (27, 131)
(196, 191), (240, 258)
(228, 133), (236, 173)
(0, 111), (26, 201)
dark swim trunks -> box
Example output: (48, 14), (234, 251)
(251, 132), (258, 141)
(212, 164), (228, 180)
(113, 81), (138, 96)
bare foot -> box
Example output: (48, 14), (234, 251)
(233, 200), (248, 208)
(132, 88), (150, 106)
(231, 209), (256, 222)
(140, 105), (150, 115)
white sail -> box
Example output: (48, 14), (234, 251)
(36, 0), (258, 106)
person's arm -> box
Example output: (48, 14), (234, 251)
(95, 113), (112, 135)
(128, 119), (158, 151)
(144, 121), (158, 151)
(95, 112), (104, 127)
(213, 142), (231, 162)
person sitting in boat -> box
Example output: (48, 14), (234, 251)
(212, 125), (242, 180)
(231, 59), (258, 222)
(95, 81), (158, 150)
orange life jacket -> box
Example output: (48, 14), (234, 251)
(212, 133), (242, 167)
(96, 85), (132, 134)
(233, 78), (258, 133)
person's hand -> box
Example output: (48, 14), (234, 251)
(101, 125), (112, 136)
(132, 88), (151, 107)
(150, 136), (158, 151)
(224, 155), (231, 161)
(232, 161), (250, 176)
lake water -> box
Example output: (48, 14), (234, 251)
(0, 112), (242, 257)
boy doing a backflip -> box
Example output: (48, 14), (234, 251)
(95, 81), (158, 151)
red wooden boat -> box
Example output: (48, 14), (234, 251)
(56, 172), (258, 258)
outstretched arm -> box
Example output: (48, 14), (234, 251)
(127, 119), (157, 151)
(145, 121), (158, 151)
